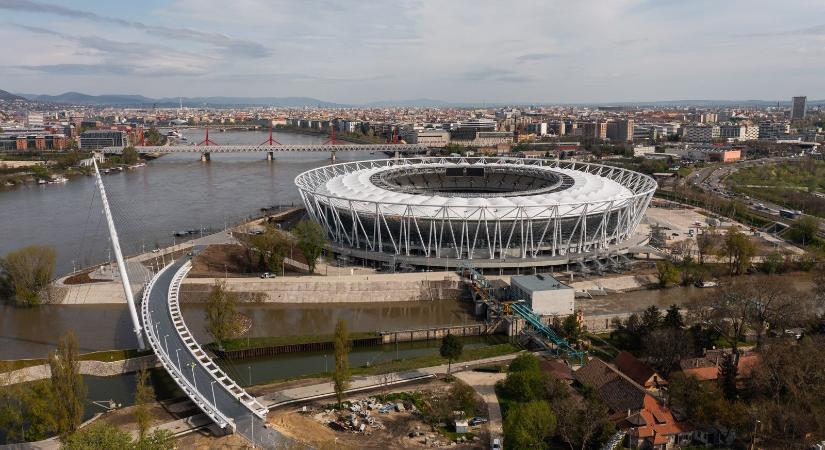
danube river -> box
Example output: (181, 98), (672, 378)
(0, 129), (377, 276)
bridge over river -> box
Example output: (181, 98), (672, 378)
(101, 143), (430, 161)
(141, 250), (286, 447)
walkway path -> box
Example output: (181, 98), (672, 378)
(454, 371), (506, 449)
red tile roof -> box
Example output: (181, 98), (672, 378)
(613, 351), (667, 387)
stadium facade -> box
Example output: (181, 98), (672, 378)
(295, 157), (656, 271)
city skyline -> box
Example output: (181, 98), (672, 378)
(2, 0), (825, 104)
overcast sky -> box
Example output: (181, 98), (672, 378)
(2, 0), (824, 103)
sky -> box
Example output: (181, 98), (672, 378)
(1, 0), (825, 104)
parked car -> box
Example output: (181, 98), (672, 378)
(469, 417), (488, 426)
(492, 438), (501, 450)
(260, 272), (276, 279)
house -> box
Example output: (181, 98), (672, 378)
(679, 349), (760, 382)
(613, 352), (667, 392)
(540, 358), (574, 385)
(574, 358), (692, 449)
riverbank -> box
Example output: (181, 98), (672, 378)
(273, 125), (386, 144)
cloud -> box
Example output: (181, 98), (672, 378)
(9, 23), (213, 76)
(515, 52), (562, 62)
(460, 68), (535, 83)
(0, 0), (271, 58)
(737, 23), (825, 38)
(15, 63), (203, 77)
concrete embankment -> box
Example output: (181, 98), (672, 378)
(0, 355), (158, 386)
(181, 272), (463, 303)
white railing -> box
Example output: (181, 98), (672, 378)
(140, 262), (235, 431)
(167, 261), (268, 419)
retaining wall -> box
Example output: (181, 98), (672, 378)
(0, 354), (158, 386)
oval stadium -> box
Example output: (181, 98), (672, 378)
(295, 157), (656, 272)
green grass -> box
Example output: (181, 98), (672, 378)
(78, 349), (153, 362)
(1, 349), (152, 374)
(217, 332), (381, 351)
(352, 343), (521, 376)
(438, 426), (475, 442)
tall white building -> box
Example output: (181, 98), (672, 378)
(26, 112), (44, 127)
(719, 124), (758, 142)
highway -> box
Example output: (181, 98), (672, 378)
(141, 251), (286, 448)
(683, 156), (825, 235)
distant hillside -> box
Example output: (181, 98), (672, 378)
(8, 90), (825, 108)
(17, 92), (344, 107)
(0, 89), (27, 102)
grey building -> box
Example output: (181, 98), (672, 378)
(510, 273), (574, 316)
(79, 130), (127, 150)
(792, 96), (807, 120)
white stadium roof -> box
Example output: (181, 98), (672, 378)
(314, 161), (636, 219)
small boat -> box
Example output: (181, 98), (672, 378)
(50, 176), (68, 184)
(695, 280), (719, 288)
(37, 179), (47, 185)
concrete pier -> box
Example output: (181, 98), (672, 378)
(267, 151), (274, 161)
(200, 152), (211, 162)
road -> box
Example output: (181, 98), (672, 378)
(683, 156), (825, 234)
(454, 371), (506, 449)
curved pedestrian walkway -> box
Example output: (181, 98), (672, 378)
(141, 249), (284, 448)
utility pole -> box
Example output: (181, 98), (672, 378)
(93, 158), (145, 350)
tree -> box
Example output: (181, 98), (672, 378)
(641, 305), (663, 333)
(553, 394), (614, 450)
(332, 319), (351, 407)
(504, 401), (556, 449)
(439, 334), (463, 374)
(508, 353), (540, 373)
(655, 260), (681, 287)
(663, 304), (684, 329)
(122, 146), (139, 165)
(696, 227), (720, 264)
(293, 220), (326, 273)
(61, 423), (132, 450)
(721, 227), (756, 275)
(134, 367), (154, 444)
(787, 216), (819, 245)
(561, 313), (584, 346)
(0, 380), (57, 443)
(760, 251), (785, 274)
(1, 245), (56, 306)
(49, 331), (86, 439)
(644, 327), (692, 377)
(205, 280), (241, 350)
(250, 225), (288, 273)
(503, 354), (546, 402)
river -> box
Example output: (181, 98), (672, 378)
(0, 129), (378, 275)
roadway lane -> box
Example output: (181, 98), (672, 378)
(143, 254), (286, 448)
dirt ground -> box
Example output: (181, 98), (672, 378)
(189, 243), (308, 278)
(266, 379), (489, 450)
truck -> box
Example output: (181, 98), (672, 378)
(779, 209), (802, 219)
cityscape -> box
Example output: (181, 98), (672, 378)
(1, 2), (825, 450)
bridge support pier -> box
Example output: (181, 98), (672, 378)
(266, 151), (274, 162)
(394, 151), (400, 160)
(330, 150), (336, 161)
(200, 152), (211, 162)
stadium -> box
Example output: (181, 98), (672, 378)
(294, 157), (657, 272)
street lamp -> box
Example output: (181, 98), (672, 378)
(189, 362), (197, 390)
(210, 380), (217, 406)
(163, 334), (169, 355)
(175, 348), (182, 372)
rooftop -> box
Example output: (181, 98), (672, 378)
(510, 273), (572, 292)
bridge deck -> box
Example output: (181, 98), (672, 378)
(141, 251), (284, 447)
(102, 143), (429, 154)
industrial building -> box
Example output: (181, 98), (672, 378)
(510, 273), (574, 316)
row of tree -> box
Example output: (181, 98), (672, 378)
(0, 332), (173, 448)
(498, 353), (614, 450)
